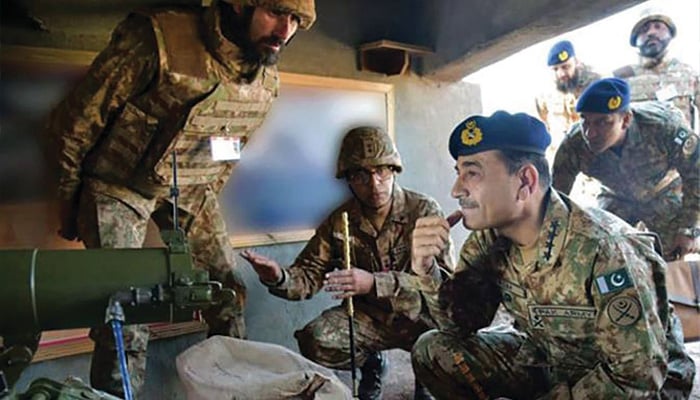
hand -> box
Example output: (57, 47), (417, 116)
(412, 215), (453, 276)
(666, 234), (698, 260)
(57, 198), (79, 241)
(240, 250), (283, 284)
(323, 268), (374, 299)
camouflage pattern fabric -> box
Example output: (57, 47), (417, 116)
(535, 63), (601, 159)
(615, 58), (700, 129)
(46, 7), (277, 398)
(412, 190), (696, 399)
(552, 101), (700, 254)
(267, 185), (454, 364)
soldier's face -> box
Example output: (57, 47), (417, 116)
(552, 58), (579, 93)
(348, 166), (395, 210)
(451, 151), (521, 231)
(636, 21), (672, 58)
(247, 6), (300, 65)
(580, 111), (631, 154)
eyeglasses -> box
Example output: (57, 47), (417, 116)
(347, 165), (394, 185)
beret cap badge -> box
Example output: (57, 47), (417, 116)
(607, 96), (622, 110)
(461, 121), (483, 146)
(557, 50), (569, 62)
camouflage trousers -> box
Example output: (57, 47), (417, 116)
(77, 189), (247, 398)
(295, 306), (430, 370)
(411, 314), (695, 400)
(598, 186), (683, 258)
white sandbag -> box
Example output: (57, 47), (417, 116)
(176, 336), (352, 400)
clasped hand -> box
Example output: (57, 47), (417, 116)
(323, 267), (374, 299)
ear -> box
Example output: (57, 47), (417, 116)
(516, 164), (539, 201)
(620, 110), (633, 130)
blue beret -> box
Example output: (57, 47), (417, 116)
(576, 78), (630, 114)
(449, 111), (551, 160)
(547, 40), (575, 66)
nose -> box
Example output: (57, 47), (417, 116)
(450, 177), (466, 199)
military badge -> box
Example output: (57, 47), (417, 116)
(606, 295), (641, 327)
(607, 96), (622, 110)
(558, 50), (569, 62)
(595, 268), (633, 294)
(461, 120), (483, 146)
(682, 134), (698, 158)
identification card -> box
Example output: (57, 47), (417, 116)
(655, 84), (678, 101)
(210, 136), (241, 161)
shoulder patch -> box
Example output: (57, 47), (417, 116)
(682, 134), (698, 158)
(606, 295), (641, 327)
(595, 268), (633, 294)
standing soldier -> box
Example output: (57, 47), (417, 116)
(410, 110), (695, 399)
(614, 8), (700, 129)
(553, 78), (699, 260)
(241, 127), (453, 400)
(535, 40), (600, 160)
(46, 0), (315, 397)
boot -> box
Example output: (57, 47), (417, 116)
(414, 380), (435, 400)
(358, 351), (388, 400)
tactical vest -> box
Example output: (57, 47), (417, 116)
(615, 59), (697, 127)
(85, 9), (277, 195)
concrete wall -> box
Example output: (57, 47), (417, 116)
(9, 5), (481, 398)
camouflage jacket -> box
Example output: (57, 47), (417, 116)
(422, 189), (689, 398)
(552, 101), (700, 231)
(535, 63), (601, 138)
(268, 185), (454, 325)
(614, 57), (700, 128)
(47, 7), (278, 216)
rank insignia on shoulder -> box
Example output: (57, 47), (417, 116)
(595, 268), (633, 295)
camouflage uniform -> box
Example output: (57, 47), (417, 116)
(615, 58), (700, 129)
(46, 5), (281, 397)
(265, 184), (454, 368)
(552, 101), (700, 255)
(412, 189), (696, 399)
(535, 63), (601, 151)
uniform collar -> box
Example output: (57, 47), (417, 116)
(531, 189), (571, 269)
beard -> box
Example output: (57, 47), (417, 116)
(555, 68), (581, 94)
(638, 35), (671, 59)
(219, 4), (287, 66)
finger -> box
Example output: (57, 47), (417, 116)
(333, 291), (355, 300)
(415, 215), (450, 228)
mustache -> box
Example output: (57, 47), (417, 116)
(458, 198), (479, 208)
(259, 35), (285, 47)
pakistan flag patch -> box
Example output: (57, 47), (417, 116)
(595, 268), (633, 295)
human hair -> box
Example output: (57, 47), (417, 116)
(497, 149), (551, 189)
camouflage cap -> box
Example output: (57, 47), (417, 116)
(629, 8), (676, 47)
(336, 127), (403, 179)
(220, 0), (316, 30)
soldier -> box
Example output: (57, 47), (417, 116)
(535, 40), (600, 159)
(240, 127), (453, 400)
(613, 8), (700, 129)
(410, 110), (695, 399)
(46, 0), (315, 397)
(552, 78), (699, 260)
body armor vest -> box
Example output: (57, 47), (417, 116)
(85, 9), (277, 196)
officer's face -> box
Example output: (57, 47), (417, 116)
(580, 111), (631, 154)
(552, 58), (579, 93)
(248, 6), (300, 65)
(348, 166), (395, 210)
(636, 20), (672, 58)
(451, 151), (521, 231)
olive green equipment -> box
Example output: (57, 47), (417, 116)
(0, 229), (237, 399)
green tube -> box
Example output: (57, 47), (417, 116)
(0, 248), (195, 334)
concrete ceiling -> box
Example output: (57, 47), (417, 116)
(1, 0), (646, 81)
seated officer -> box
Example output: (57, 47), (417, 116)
(241, 126), (453, 400)
(410, 111), (695, 399)
(552, 78), (699, 260)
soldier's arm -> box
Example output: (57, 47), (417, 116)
(551, 126), (583, 194)
(266, 215), (338, 300)
(666, 116), (700, 231)
(375, 199), (455, 321)
(47, 14), (159, 202)
(544, 243), (668, 398)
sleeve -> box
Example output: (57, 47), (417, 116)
(267, 216), (338, 300)
(545, 242), (669, 399)
(46, 14), (159, 201)
(552, 126), (584, 195)
(373, 198), (455, 321)
(665, 112), (700, 229)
